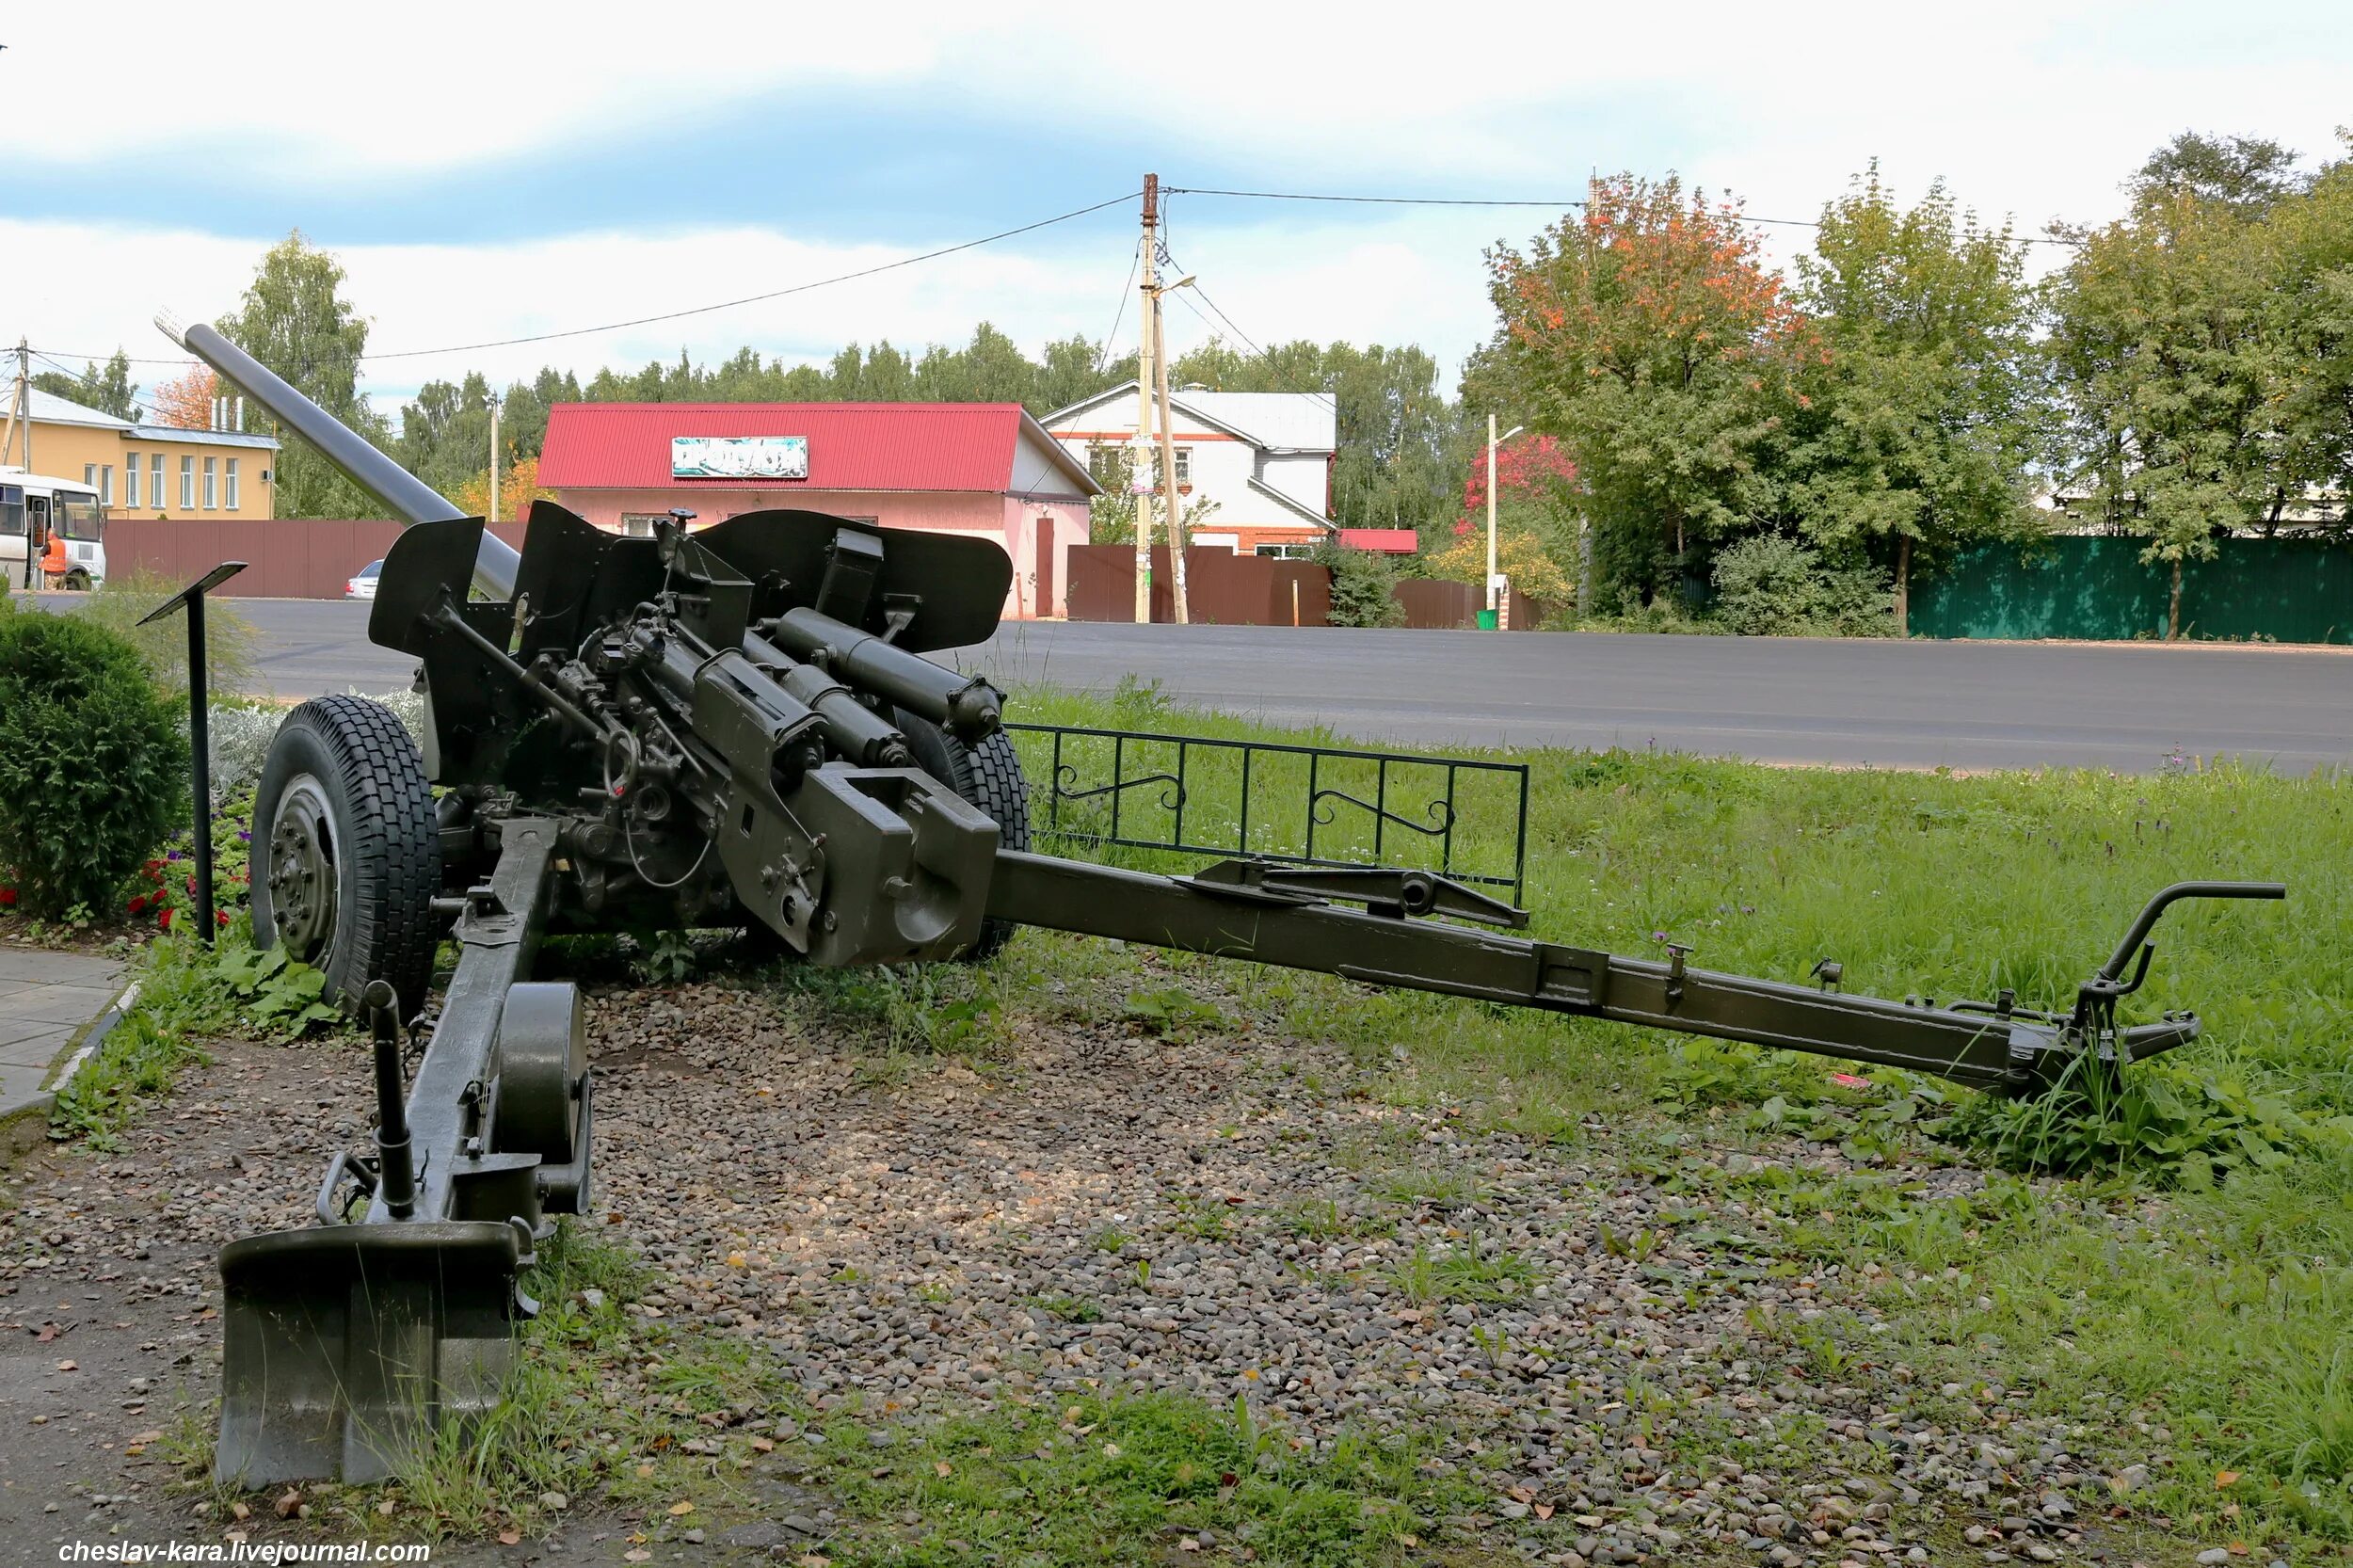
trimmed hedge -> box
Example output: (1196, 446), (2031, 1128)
(0, 612), (189, 918)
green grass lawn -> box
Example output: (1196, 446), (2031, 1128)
(1002, 685), (2353, 1554)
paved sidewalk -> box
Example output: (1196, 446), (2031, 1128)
(0, 946), (127, 1139)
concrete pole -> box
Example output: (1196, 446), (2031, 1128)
(1484, 412), (1498, 617)
(488, 392), (502, 524)
(16, 343), (34, 590)
(1132, 176), (1160, 624)
(1152, 287), (1189, 625)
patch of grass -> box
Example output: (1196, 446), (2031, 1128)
(51, 932), (234, 1146)
(813, 1389), (1491, 1568)
(183, 1224), (799, 1540)
(52, 919), (360, 1147)
(1363, 1164), (1486, 1209)
(772, 963), (1008, 1055)
(1024, 1293), (1104, 1324)
(1121, 984), (1226, 1039)
(1387, 1238), (1540, 1305)
(1269, 1197), (1393, 1241)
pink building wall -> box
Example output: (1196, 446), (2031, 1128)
(552, 488), (1090, 619)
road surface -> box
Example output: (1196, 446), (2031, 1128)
(105, 597), (2353, 774)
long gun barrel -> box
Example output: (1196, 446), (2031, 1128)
(154, 312), (521, 600)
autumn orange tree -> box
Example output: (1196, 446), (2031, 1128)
(453, 452), (557, 520)
(149, 365), (218, 429)
(1467, 174), (1817, 610)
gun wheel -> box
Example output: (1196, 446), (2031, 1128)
(894, 709), (1029, 961)
(252, 695), (440, 1015)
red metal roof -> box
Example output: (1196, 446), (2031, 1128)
(1338, 528), (1420, 554)
(538, 402), (1084, 493)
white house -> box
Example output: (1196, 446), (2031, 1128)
(1040, 384), (1338, 555)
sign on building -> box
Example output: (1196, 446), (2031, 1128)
(671, 436), (808, 480)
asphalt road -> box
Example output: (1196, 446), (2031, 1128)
(115, 596), (2353, 773)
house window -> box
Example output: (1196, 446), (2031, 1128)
(124, 454), (139, 508)
(617, 514), (663, 537)
(1175, 447), (1192, 486)
(202, 456), (217, 510)
(226, 458), (240, 510)
(180, 456), (195, 511)
(152, 455), (165, 510)
(83, 463), (97, 490)
(100, 466), (114, 504)
(1086, 443), (1126, 484)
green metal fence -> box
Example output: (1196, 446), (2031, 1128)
(1913, 536), (2353, 644)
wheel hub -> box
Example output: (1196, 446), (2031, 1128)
(266, 776), (339, 960)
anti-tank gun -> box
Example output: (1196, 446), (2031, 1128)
(160, 313), (2285, 1486)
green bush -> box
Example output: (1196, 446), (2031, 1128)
(1711, 535), (1892, 636)
(1313, 542), (1406, 628)
(0, 613), (190, 918)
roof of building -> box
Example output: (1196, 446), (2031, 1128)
(538, 402), (1098, 495)
(4, 387), (279, 447)
(123, 424), (279, 450)
(9, 387), (132, 429)
(1337, 528), (1419, 554)
(1040, 383), (1337, 454)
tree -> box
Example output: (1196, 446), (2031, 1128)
(1428, 434), (1582, 605)
(30, 351), (138, 421)
(1787, 165), (2041, 632)
(2266, 135), (2353, 531)
(1470, 173), (1816, 610)
(2132, 132), (2309, 217)
(2044, 163), (2296, 636)
(148, 365), (217, 430)
(216, 232), (385, 519)
(454, 453), (556, 520)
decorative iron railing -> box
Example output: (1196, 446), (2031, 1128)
(1003, 723), (1529, 904)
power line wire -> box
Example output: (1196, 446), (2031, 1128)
(29, 190), (1144, 374)
(1163, 184), (2084, 247)
(1099, 241), (1140, 374)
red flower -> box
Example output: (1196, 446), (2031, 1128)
(215, 910), (231, 927)
(0, 887), (16, 907)
(157, 909), (173, 931)
(127, 894), (150, 914)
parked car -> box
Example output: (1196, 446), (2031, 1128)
(345, 559), (383, 600)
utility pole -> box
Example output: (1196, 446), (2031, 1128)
(1151, 280), (1189, 625)
(1132, 175), (1160, 624)
(13, 341), (33, 589)
(1, 340), (24, 472)
(488, 391), (502, 524)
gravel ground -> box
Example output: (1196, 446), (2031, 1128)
(0, 959), (2233, 1565)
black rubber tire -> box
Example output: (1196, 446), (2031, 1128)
(252, 695), (441, 1016)
(893, 708), (1029, 960)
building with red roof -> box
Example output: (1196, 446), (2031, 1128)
(537, 402), (1099, 619)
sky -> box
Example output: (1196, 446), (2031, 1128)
(3, 0), (2347, 419)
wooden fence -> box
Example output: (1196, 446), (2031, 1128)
(1067, 546), (1331, 625)
(102, 518), (530, 599)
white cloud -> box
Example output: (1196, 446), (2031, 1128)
(6, 0), (2345, 413)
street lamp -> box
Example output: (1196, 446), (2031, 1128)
(1485, 415), (1525, 620)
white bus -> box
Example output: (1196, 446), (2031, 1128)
(0, 469), (107, 590)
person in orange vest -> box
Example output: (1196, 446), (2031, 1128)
(39, 529), (69, 586)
